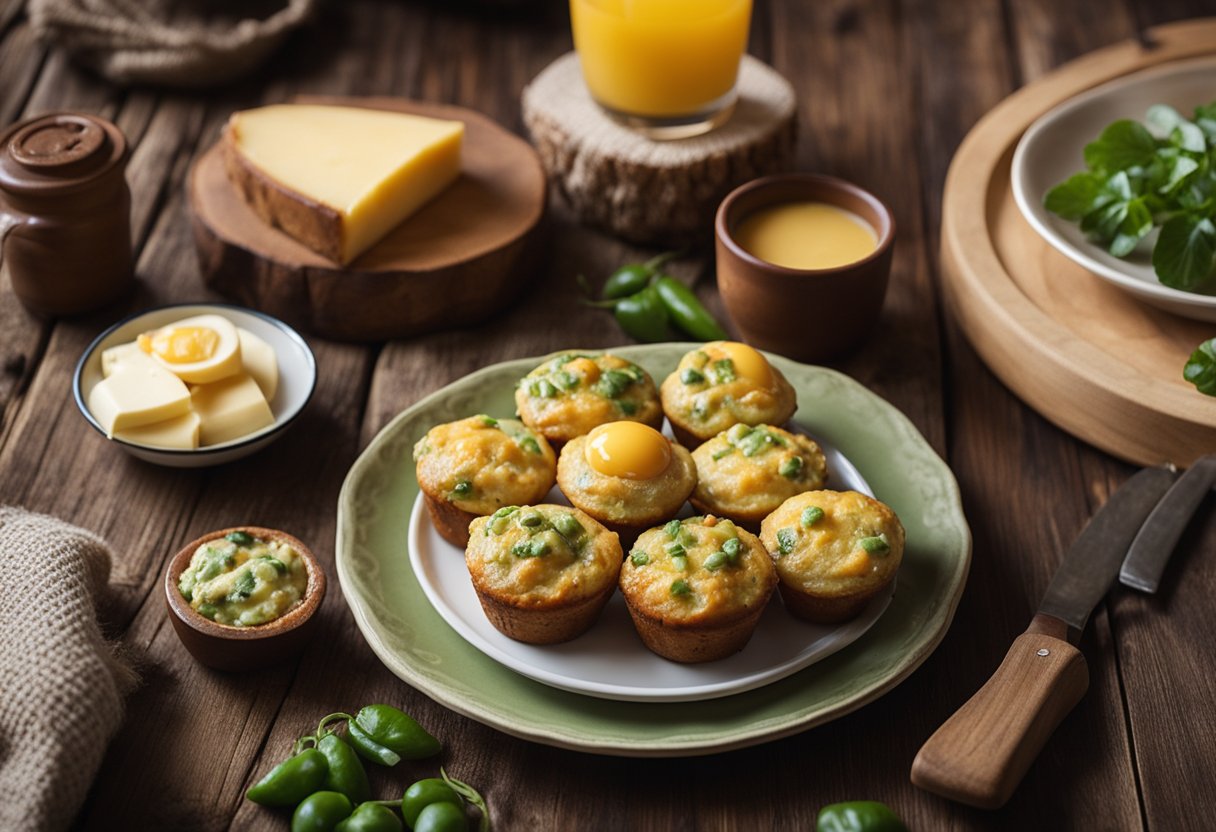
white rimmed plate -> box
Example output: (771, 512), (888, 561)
(1011, 56), (1216, 322)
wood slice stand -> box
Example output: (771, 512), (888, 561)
(189, 96), (546, 342)
(523, 53), (796, 246)
(941, 18), (1216, 467)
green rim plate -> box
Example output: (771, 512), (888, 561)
(336, 344), (971, 756)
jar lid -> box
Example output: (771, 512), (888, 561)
(0, 113), (128, 197)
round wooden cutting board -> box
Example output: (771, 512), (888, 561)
(189, 96), (546, 342)
(942, 18), (1216, 467)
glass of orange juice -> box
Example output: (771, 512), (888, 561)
(569, 0), (753, 139)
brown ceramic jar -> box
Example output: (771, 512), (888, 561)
(0, 112), (133, 315)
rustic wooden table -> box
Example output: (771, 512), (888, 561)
(2, 1), (1214, 829)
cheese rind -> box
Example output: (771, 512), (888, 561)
(115, 412), (201, 450)
(87, 364), (193, 435)
(191, 374), (275, 446)
(224, 104), (464, 264)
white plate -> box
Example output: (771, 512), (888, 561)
(408, 427), (892, 703)
(1011, 57), (1216, 322)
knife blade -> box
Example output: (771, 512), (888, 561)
(910, 464), (1179, 810)
(1120, 456), (1214, 593)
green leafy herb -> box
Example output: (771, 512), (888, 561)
(1044, 100), (1216, 291)
(1184, 337), (1216, 395)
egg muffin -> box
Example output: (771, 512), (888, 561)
(690, 424), (827, 529)
(619, 515), (777, 662)
(466, 504), (622, 644)
(660, 341), (797, 448)
(760, 490), (904, 624)
(414, 415), (556, 547)
(514, 352), (662, 447)
(556, 421), (696, 545)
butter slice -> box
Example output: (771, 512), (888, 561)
(191, 374), (275, 446)
(115, 412), (201, 450)
(88, 361), (192, 435)
(224, 104), (464, 264)
(236, 328), (278, 401)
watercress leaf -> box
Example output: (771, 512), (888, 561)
(1083, 120), (1159, 173)
(1160, 155), (1201, 195)
(1146, 104), (1184, 136)
(1153, 214), (1216, 291)
(1171, 121), (1207, 154)
(1081, 199), (1128, 244)
(1044, 172), (1110, 219)
(1183, 338), (1216, 396)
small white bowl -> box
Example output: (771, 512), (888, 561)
(73, 303), (316, 467)
(1011, 57), (1216, 322)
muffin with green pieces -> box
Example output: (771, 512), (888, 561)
(514, 352), (662, 447)
(660, 341), (796, 448)
(760, 490), (904, 624)
(618, 515), (776, 663)
(414, 415), (557, 547)
(690, 423), (827, 529)
(466, 504), (622, 643)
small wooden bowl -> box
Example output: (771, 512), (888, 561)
(164, 526), (326, 671)
(715, 174), (895, 362)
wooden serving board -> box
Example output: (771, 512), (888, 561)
(189, 96), (546, 342)
(942, 18), (1216, 467)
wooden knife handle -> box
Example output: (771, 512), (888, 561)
(910, 618), (1089, 809)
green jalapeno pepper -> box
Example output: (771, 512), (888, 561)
(352, 704), (441, 763)
(334, 802), (403, 832)
(346, 719), (403, 767)
(614, 285), (672, 343)
(414, 802), (468, 832)
(317, 732), (371, 804)
(293, 791), (354, 832)
(816, 800), (908, 832)
(653, 275), (728, 341)
(402, 779), (462, 828)
(245, 748), (328, 808)
(600, 250), (680, 300)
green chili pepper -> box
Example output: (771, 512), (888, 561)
(317, 733), (371, 805)
(601, 264), (652, 299)
(335, 803), (403, 832)
(402, 779), (463, 828)
(613, 286), (671, 343)
(226, 530), (255, 546)
(816, 800), (907, 832)
(292, 791), (354, 832)
(346, 719), (402, 767)
(246, 748), (328, 807)
(352, 704), (441, 762)
(414, 802), (468, 832)
(653, 275), (728, 341)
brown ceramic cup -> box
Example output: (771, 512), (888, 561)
(715, 174), (895, 363)
(164, 526), (326, 672)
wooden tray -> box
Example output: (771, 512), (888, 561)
(189, 96), (546, 342)
(942, 18), (1216, 467)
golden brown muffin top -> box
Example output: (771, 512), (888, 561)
(466, 504), (622, 605)
(557, 426), (696, 526)
(619, 516), (775, 626)
(414, 415), (556, 515)
(514, 353), (662, 443)
(760, 490), (904, 598)
(691, 424), (828, 521)
(660, 342), (796, 440)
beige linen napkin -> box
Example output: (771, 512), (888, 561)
(28, 0), (319, 87)
(0, 507), (136, 832)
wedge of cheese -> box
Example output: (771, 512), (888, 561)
(115, 412), (201, 450)
(191, 374), (275, 446)
(88, 356), (192, 435)
(223, 104), (464, 265)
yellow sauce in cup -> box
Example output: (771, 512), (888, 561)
(734, 202), (878, 270)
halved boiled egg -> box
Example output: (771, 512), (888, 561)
(137, 314), (242, 384)
(585, 421), (671, 480)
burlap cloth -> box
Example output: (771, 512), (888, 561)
(28, 0), (320, 87)
(0, 507), (137, 832)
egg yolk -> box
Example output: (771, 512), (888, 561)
(138, 327), (220, 365)
(706, 341), (773, 387)
(584, 422), (671, 479)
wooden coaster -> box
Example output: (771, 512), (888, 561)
(189, 96), (546, 342)
(523, 53), (796, 246)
